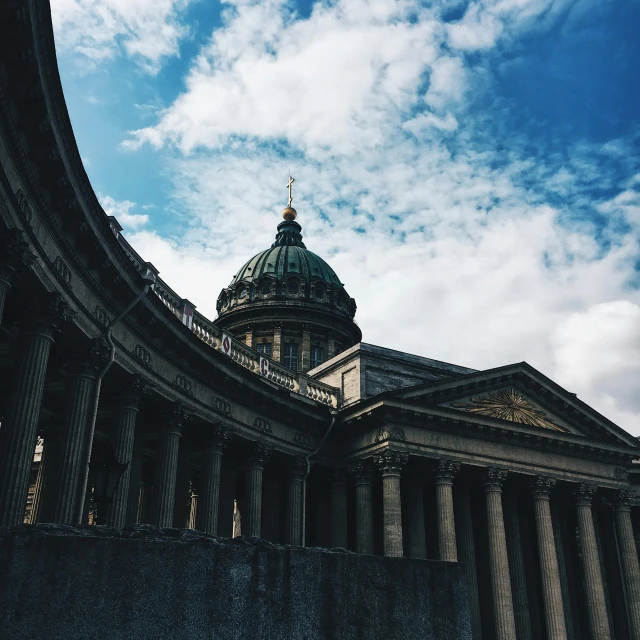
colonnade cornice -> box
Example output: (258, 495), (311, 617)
(341, 401), (637, 467)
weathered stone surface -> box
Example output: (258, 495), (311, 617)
(0, 524), (472, 640)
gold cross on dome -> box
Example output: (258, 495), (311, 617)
(287, 175), (294, 208)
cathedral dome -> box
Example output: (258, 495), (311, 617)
(216, 216), (356, 320)
(215, 206), (361, 372)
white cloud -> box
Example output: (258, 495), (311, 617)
(111, 0), (640, 437)
(100, 195), (149, 230)
(50, 0), (194, 72)
(552, 301), (640, 432)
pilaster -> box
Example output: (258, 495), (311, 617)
(244, 443), (269, 537)
(455, 483), (482, 640)
(196, 425), (228, 536)
(272, 324), (282, 363)
(151, 404), (186, 527)
(301, 325), (311, 372)
(330, 468), (348, 548)
(107, 376), (147, 528)
(0, 292), (73, 527)
(503, 490), (532, 640)
(349, 460), (375, 555)
(286, 457), (305, 545)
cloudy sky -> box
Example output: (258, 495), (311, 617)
(50, 0), (640, 434)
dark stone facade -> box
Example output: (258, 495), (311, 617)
(0, 525), (472, 640)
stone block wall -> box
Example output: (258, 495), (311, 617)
(0, 525), (472, 640)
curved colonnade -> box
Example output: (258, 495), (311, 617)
(2, 4), (640, 640)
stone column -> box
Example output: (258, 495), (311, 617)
(531, 476), (567, 640)
(286, 457), (305, 546)
(151, 404), (186, 527)
(375, 451), (408, 558)
(272, 324), (282, 363)
(53, 341), (107, 524)
(0, 293), (72, 527)
(196, 425), (228, 536)
(245, 325), (253, 348)
(435, 459), (460, 562)
(107, 376), (146, 528)
(126, 430), (146, 525)
(455, 482), (482, 640)
(349, 461), (375, 555)
(0, 228), (35, 327)
(576, 484), (611, 640)
(615, 490), (640, 639)
(330, 468), (348, 549)
(504, 491), (532, 640)
(244, 444), (268, 537)
(483, 468), (517, 640)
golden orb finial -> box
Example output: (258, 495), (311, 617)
(282, 206), (297, 221)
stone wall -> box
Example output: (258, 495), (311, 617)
(0, 525), (472, 640)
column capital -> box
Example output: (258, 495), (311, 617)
(288, 456), (306, 482)
(530, 475), (556, 500)
(23, 291), (75, 339)
(0, 228), (35, 287)
(247, 442), (270, 468)
(69, 339), (110, 377)
(115, 374), (152, 411)
(614, 489), (633, 512)
(348, 459), (375, 484)
(483, 467), (508, 491)
(161, 403), (188, 437)
(575, 482), (597, 506)
(434, 459), (460, 485)
(206, 423), (230, 453)
(374, 450), (408, 477)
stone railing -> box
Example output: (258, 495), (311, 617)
(114, 232), (339, 408)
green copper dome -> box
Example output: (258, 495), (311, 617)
(216, 215), (357, 320)
(229, 220), (342, 288)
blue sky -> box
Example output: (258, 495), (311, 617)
(51, 0), (640, 433)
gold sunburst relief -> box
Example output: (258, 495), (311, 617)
(451, 389), (565, 431)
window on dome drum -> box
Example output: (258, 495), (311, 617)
(237, 285), (247, 299)
(283, 343), (299, 370)
(310, 346), (324, 369)
(315, 284), (325, 298)
(288, 281), (299, 294)
(257, 342), (272, 358)
(260, 282), (270, 295)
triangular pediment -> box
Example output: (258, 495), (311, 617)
(388, 362), (640, 449)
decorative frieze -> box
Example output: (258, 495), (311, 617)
(375, 425), (406, 443)
(173, 374), (193, 396)
(14, 189), (32, 223)
(293, 431), (311, 448)
(93, 305), (109, 327)
(212, 397), (232, 416)
(253, 417), (271, 433)
(133, 344), (152, 368)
